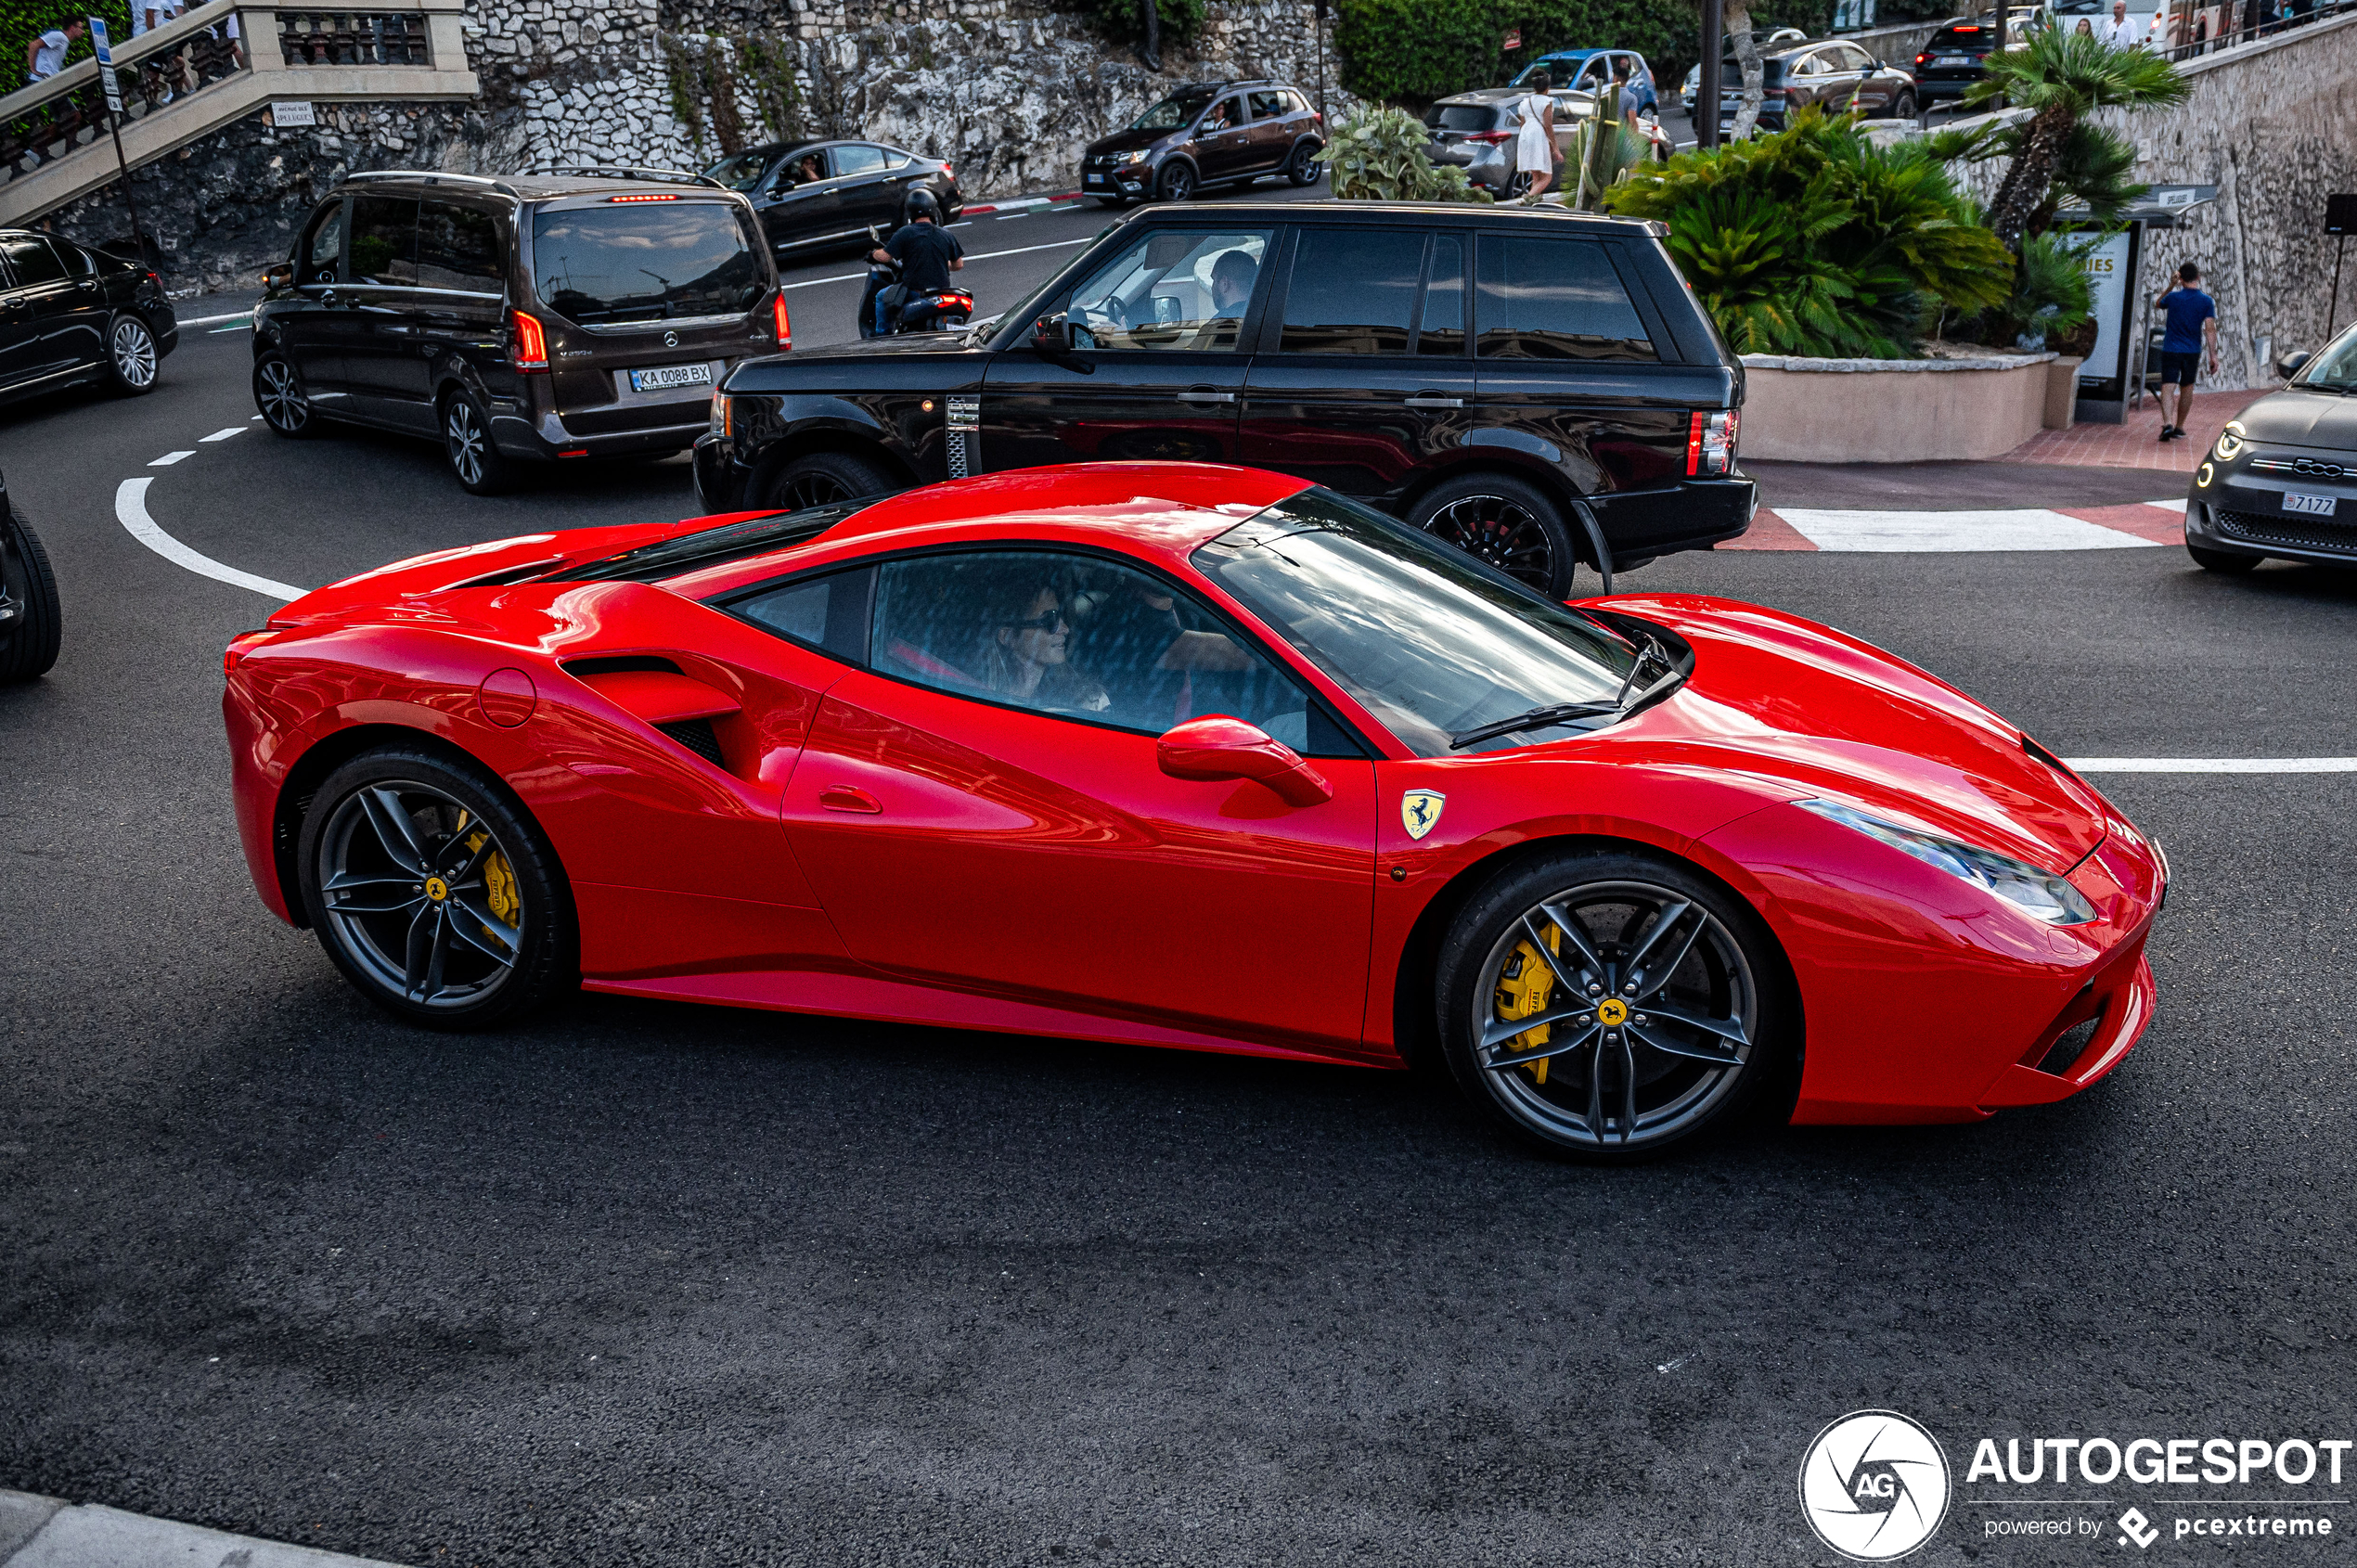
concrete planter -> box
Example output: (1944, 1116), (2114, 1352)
(2044, 355), (2086, 429)
(1737, 352), (2059, 463)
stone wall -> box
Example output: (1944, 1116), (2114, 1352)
(45, 0), (1350, 295)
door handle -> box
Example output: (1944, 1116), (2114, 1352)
(1404, 394), (1463, 408)
(818, 785), (882, 814)
(77, 278), (97, 290)
(1177, 389), (1236, 403)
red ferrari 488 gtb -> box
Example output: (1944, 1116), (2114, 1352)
(224, 464), (2164, 1160)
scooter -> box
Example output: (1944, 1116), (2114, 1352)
(856, 225), (975, 340)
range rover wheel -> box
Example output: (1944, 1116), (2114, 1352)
(0, 497), (62, 684)
(253, 353), (320, 438)
(764, 450), (896, 510)
(2187, 542), (2261, 574)
(105, 315), (160, 394)
(1286, 141), (1322, 186)
(1408, 471), (1578, 598)
(297, 746), (576, 1029)
(1435, 849), (1787, 1163)
(443, 392), (518, 495)
(1154, 161), (1196, 203)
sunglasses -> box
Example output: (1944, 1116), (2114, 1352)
(1002, 607), (1069, 632)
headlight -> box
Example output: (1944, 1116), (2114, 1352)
(1117, 148), (1151, 164)
(2197, 460), (2214, 487)
(1798, 799), (2098, 925)
(2212, 420), (2244, 461)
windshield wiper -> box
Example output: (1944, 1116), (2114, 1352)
(1446, 636), (1680, 752)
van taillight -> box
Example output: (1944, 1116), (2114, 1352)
(772, 293), (792, 349)
(509, 310), (548, 372)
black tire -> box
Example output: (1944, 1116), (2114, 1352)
(2187, 542), (2261, 573)
(1407, 470), (1580, 598)
(103, 313), (161, 395)
(297, 745), (577, 1030)
(762, 449), (899, 510)
(1154, 161), (1197, 203)
(442, 390), (520, 495)
(0, 500), (63, 683)
(1434, 848), (1790, 1163)
(1286, 140), (1322, 186)
(1892, 91), (1918, 120)
(253, 352), (321, 438)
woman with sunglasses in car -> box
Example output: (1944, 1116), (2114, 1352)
(979, 578), (1110, 713)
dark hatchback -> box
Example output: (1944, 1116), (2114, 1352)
(696, 202), (1752, 596)
(251, 169), (784, 494)
(2183, 327), (2357, 572)
(1081, 81), (1325, 207)
(704, 139), (963, 257)
(1913, 19), (2003, 103)
(0, 228), (176, 407)
(1718, 37), (1919, 133)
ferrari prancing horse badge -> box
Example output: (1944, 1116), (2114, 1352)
(1401, 790), (1446, 841)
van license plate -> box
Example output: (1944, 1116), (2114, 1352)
(2282, 492), (2338, 516)
(628, 363), (713, 393)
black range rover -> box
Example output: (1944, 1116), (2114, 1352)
(252, 168), (784, 494)
(695, 202), (1751, 594)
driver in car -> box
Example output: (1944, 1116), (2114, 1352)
(1210, 250), (1257, 319)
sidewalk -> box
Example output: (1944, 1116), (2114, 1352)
(0, 1490), (406, 1568)
(2003, 386), (2263, 472)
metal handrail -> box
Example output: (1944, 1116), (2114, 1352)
(0, 0), (242, 124)
(2150, 0), (2356, 59)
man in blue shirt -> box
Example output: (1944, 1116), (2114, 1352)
(2153, 262), (2219, 443)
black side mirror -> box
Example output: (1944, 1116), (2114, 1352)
(262, 262), (293, 290)
(1031, 311), (1093, 373)
(2278, 350), (2312, 379)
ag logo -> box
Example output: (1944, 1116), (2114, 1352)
(1798, 1410), (1951, 1562)
(1400, 790), (1445, 841)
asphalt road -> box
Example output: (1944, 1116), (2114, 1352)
(4, 233), (2356, 1568)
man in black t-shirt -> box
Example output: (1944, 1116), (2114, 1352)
(869, 189), (964, 333)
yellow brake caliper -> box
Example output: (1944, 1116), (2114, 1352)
(459, 822), (520, 933)
(1493, 923), (1563, 1085)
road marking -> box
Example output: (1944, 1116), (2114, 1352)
(995, 211), (1032, 219)
(779, 235), (1095, 290)
(2064, 758), (2357, 774)
(178, 309), (252, 328)
(148, 451), (194, 466)
(114, 478), (303, 601)
(2144, 498), (2188, 513)
(1774, 507), (2163, 551)
(199, 427), (245, 442)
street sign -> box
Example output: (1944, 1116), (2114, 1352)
(88, 16), (122, 111)
(270, 101), (318, 127)
(1502, 26), (1522, 48)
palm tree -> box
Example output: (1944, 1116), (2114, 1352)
(1965, 29), (2187, 248)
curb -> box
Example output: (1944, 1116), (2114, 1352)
(0, 1490), (409, 1568)
(959, 189), (1087, 216)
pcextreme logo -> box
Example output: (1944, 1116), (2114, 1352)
(1799, 1409), (1954, 1562)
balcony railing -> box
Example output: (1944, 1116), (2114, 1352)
(277, 11), (431, 67)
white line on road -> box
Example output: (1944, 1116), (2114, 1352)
(2064, 758), (2357, 773)
(200, 427), (245, 442)
(779, 235), (1095, 289)
(115, 479), (303, 602)
(148, 451), (194, 466)
(1777, 508), (2162, 552)
(178, 309), (252, 328)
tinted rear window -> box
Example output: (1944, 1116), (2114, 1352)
(1427, 103), (1501, 132)
(1475, 236), (1655, 362)
(1931, 24), (1992, 44)
(531, 201), (764, 324)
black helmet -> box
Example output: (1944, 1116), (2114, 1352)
(906, 187), (941, 221)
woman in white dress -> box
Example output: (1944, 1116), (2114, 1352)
(1514, 70), (1558, 204)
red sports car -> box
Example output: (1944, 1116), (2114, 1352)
(223, 463), (2164, 1160)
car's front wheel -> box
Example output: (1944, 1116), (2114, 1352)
(297, 745), (576, 1029)
(253, 353), (320, 438)
(1154, 161), (1196, 203)
(443, 391), (518, 495)
(763, 449), (897, 510)
(1408, 471), (1579, 598)
(104, 314), (160, 394)
(2187, 542), (2262, 574)
(1435, 850), (1788, 1162)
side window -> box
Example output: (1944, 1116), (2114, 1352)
(54, 239), (93, 276)
(1475, 235), (1655, 362)
(301, 201), (345, 283)
(1249, 89), (1291, 119)
(831, 144), (889, 178)
(1847, 44), (1878, 69)
(1793, 52), (1825, 75)
(348, 194), (419, 285)
(1063, 227), (1272, 353)
(415, 202), (504, 291)
(1202, 96), (1243, 132)
(0, 236), (68, 289)
(870, 550), (1345, 749)
(732, 565), (872, 661)
(1417, 235), (1465, 355)
(1279, 228), (1423, 354)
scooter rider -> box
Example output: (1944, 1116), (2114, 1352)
(869, 187), (964, 334)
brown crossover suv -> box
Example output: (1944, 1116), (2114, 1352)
(251, 166), (786, 494)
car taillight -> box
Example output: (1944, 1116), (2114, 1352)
(223, 628), (277, 675)
(772, 292), (792, 349)
(607, 192), (679, 202)
(1464, 130), (1512, 144)
(710, 393), (731, 438)
(939, 161), (953, 179)
(509, 309), (548, 372)
(1916, 51), (1930, 62)
(1687, 409), (1739, 476)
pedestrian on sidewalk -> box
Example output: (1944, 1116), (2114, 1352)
(1513, 70), (1557, 205)
(2153, 262), (2219, 443)
(2097, 0), (2145, 45)
(25, 19), (84, 83)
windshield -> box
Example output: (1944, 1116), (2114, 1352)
(704, 151), (773, 191)
(1192, 489), (1667, 757)
(2294, 323), (2357, 392)
(1131, 91), (1214, 131)
(532, 201), (765, 325)
(1426, 102), (1502, 131)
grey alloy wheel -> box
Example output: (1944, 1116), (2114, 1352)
(108, 315), (158, 392)
(315, 777), (527, 1013)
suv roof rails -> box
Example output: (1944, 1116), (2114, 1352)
(522, 164), (727, 189)
(344, 170), (521, 195)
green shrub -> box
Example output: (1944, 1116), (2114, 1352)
(1604, 108), (2013, 358)
(1964, 229), (2096, 351)
(1075, 0), (1204, 52)
(1314, 105), (1493, 201)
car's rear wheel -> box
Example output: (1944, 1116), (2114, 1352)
(763, 449), (897, 510)
(1154, 161), (1197, 203)
(1435, 850), (1786, 1162)
(0, 497), (63, 684)
(105, 315), (160, 394)
(2187, 542), (2262, 573)
(1408, 471), (1579, 598)
(443, 391), (518, 495)
(1286, 142), (1321, 186)
(253, 353), (320, 438)
(298, 746), (576, 1029)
